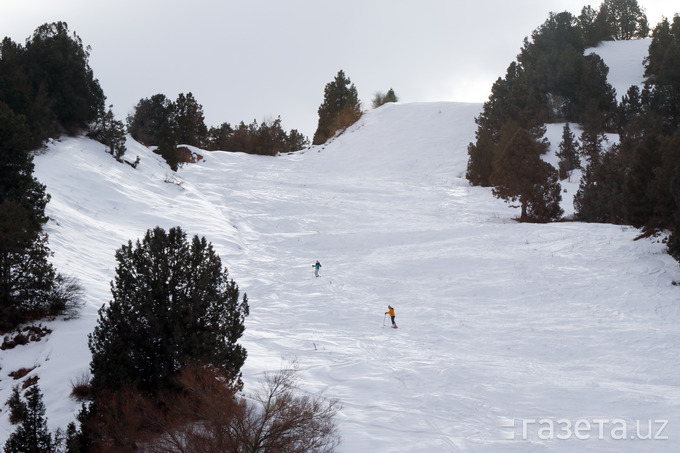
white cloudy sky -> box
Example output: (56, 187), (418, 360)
(1, 0), (678, 138)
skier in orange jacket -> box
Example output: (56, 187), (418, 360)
(385, 305), (397, 328)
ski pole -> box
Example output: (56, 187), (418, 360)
(382, 313), (386, 326)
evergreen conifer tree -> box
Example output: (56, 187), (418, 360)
(622, 133), (663, 226)
(578, 128), (607, 167)
(88, 106), (127, 159)
(88, 226), (249, 395)
(0, 102), (72, 329)
(126, 94), (174, 146)
(205, 122), (235, 151)
(556, 123), (580, 180)
(467, 9), (616, 187)
(287, 129), (310, 151)
(598, 0), (649, 40)
(574, 149), (626, 223)
(618, 85), (643, 130)
(491, 124), (562, 222)
(4, 385), (53, 453)
(466, 126), (495, 187)
(578, 5), (605, 47)
(0, 102), (49, 228)
(22, 22), (105, 135)
(372, 88), (399, 108)
(174, 92), (207, 147)
(312, 70), (362, 145)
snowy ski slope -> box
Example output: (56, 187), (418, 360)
(1, 39), (679, 452)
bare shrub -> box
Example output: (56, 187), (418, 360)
(145, 362), (241, 453)
(86, 386), (156, 452)
(83, 362), (341, 452)
(70, 371), (92, 401)
(48, 274), (84, 318)
(233, 364), (341, 453)
(84, 362), (239, 452)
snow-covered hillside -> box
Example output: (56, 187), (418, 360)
(2, 40), (680, 452)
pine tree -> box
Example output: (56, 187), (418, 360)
(6, 386), (27, 425)
(22, 22), (105, 135)
(88, 226), (249, 395)
(0, 102), (49, 228)
(372, 88), (399, 108)
(88, 106), (127, 159)
(526, 168), (564, 222)
(247, 117), (289, 156)
(287, 128), (310, 151)
(491, 124), (562, 222)
(0, 102), (65, 330)
(174, 92), (207, 147)
(574, 149), (626, 223)
(205, 122), (235, 151)
(578, 5), (605, 47)
(312, 70), (362, 145)
(126, 94), (174, 146)
(598, 0), (649, 40)
(646, 130), (680, 228)
(618, 85), (643, 130)
(623, 133), (663, 226)
(578, 128), (607, 168)
(0, 202), (59, 328)
(4, 385), (54, 453)
(556, 123), (580, 180)
(466, 125), (495, 186)
(575, 53), (617, 130)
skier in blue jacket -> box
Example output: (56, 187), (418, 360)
(313, 260), (322, 277)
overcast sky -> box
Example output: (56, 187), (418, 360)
(1, 0), (678, 138)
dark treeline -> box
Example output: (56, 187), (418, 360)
(576, 13), (680, 259)
(126, 92), (310, 169)
(0, 22), (95, 331)
(0, 22), (106, 149)
(466, 0), (680, 268)
(127, 69), (370, 169)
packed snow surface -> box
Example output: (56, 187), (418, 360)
(2, 41), (679, 452)
(585, 38), (650, 101)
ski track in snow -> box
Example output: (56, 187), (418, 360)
(2, 41), (680, 452)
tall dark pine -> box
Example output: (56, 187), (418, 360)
(174, 92), (207, 147)
(88, 226), (249, 395)
(598, 0), (649, 40)
(574, 149), (626, 223)
(23, 22), (105, 134)
(578, 128), (607, 168)
(556, 123), (580, 180)
(312, 70), (362, 145)
(0, 102), (58, 330)
(491, 125), (562, 222)
(466, 126), (495, 187)
(4, 386), (53, 453)
(126, 94), (175, 146)
(0, 102), (48, 228)
(88, 106), (127, 159)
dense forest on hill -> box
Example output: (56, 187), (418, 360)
(466, 0), (680, 263)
